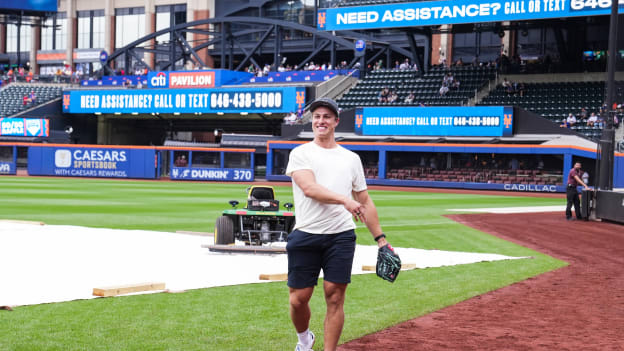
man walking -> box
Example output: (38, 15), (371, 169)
(566, 162), (590, 220)
(285, 98), (393, 351)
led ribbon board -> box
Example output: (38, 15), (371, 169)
(354, 106), (514, 136)
(0, 0), (57, 13)
(318, 0), (624, 31)
(62, 87), (306, 114)
(0, 118), (49, 137)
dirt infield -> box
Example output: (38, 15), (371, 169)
(339, 212), (624, 351)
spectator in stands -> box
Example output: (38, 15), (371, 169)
(22, 95), (30, 106)
(7, 68), (13, 82)
(136, 80), (143, 89)
(472, 56), (480, 67)
(596, 114), (605, 128)
(29, 90), (36, 105)
(284, 112), (298, 125)
(560, 119), (571, 128)
(454, 58), (464, 66)
(566, 113), (577, 127)
(394, 60), (400, 70)
(502, 78), (514, 94)
(399, 58), (410, 70)
(443, 72), (454, 86)
(439, 84), (449, 96)
(579, 107), (588, 122)
(374, 60), (383, 71)
(429, 157), (437, 169)
(509, 157), (519, 171)
(55, 68), (63, 83)
(378, 87), (389, 103)
(404, 91), (415, 104)
(26, 70), (34, 83)
(587, 112), (598, 127)
(387, 90), (398, 103)
(514, 82), (525, 96)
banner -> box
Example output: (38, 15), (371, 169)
(354, 106), (513, 136)
(0, 0), (57, 13)
(318, 0), (624, 31)
(0, 118), (49, 137)
(170, 167), (254, 181)
(0, 161), (16, 175)
(62, 87), (306, 114)
(147, 70), (253, 88)
(28, 146), (158, 179)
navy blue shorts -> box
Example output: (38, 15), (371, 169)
(286, 229), (357, 289)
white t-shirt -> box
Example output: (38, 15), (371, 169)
(286, 142), (367, 234)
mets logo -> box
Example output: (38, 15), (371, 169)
(296, 91), (305, 108)
(317, 11), (326, 29)
(504, 114), (513, 129)
(63, 94), (71, 110)
(355, 114), (363, 128)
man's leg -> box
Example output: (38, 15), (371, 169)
(565, 188), (574, 219)
(323, 280), (348, 351)
(573, 190), (582, 219)
(289, 287), (315, 333)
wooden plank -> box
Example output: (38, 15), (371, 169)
(202, 244), (287, 254)
(93, 282), (166, 297)
(362, 263), (418, 272)
(176, 230), (214, 237)
(259, 273), (288, 281)
(0, 219), (45, 226)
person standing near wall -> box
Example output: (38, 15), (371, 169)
(566, 162), (590, 220)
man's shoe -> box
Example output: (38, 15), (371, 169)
(566, 217), (576, 221)
(294, 331), (315, 351)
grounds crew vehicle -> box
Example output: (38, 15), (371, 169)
(214, 186), (295, 245)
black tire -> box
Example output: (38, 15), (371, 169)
(215, 216), (234, 245)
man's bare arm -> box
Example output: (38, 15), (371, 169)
(291, 169), (364, 215)
(352, 189), (387, 247)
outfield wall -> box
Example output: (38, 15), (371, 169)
(0, 143), (256, 181)
(266, 141), (624, 193)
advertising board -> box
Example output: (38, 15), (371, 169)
(354, 106), (513, 137)
(170, 167), (254, 181)
(27, 146), (158, 179)
(0, 0), (57, 13)
(62, 87), (306, 114)
(318, 0), (624, 31)
(0, 118), (49, 137)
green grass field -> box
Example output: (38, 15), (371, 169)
(0, 177), (566, 351)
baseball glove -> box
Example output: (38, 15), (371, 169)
(376, 244), (401, 283)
